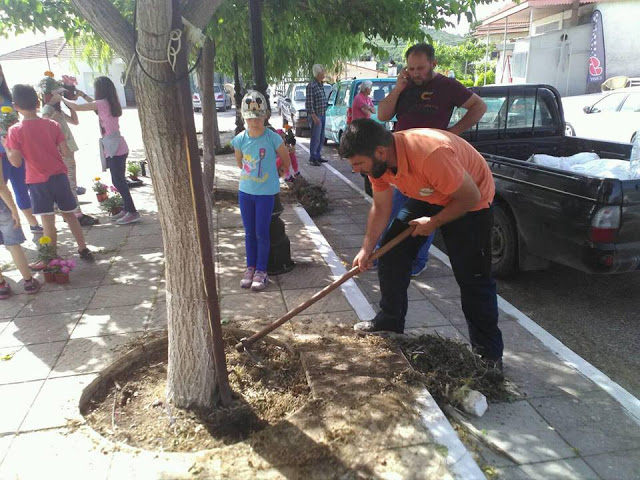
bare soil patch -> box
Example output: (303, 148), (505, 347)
(83, 332), (309, 452)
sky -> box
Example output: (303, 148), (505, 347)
(0, 1), (510, 56)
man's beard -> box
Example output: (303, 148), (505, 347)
(370, 158), (388, 178)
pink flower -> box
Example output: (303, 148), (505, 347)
(67, 259), (76, 269)
(61, 266), (70, 274)
(49, 259), (60, 267)
(110, 186), (119, 193)
(59, 260), (67, 267)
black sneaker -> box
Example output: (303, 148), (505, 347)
(318, 157), (328, 163)
(309, 159), (322, 166)
(78, 248), (94, 261)
(353, 321), (403, 335)
(23, 277), (41, 295)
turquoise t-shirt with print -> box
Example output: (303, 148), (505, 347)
(231, 128), (283, 195)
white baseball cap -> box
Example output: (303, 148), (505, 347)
(241, 90), (268, 119)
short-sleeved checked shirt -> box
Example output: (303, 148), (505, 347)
(305, 79), (327, 116)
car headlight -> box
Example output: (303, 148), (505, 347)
(298, 111), (307, 118)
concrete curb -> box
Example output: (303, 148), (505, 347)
(305, 141), (640, 427)
(292, 197), (486, 480)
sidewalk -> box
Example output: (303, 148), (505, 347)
(292, 137), (640, 480)
(0, 135), (638, 479)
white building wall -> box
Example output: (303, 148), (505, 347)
(596, 0), (640, 79)
(1, 57), (126, 107)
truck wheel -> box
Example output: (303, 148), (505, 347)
(491, 204), (518, 278)
(565, 122), (576, 136)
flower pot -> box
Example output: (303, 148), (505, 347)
(110, 206), (123, 216)
(55, 272), (70, 284)
(96, 193), (109, 202)
(43, 271), (56, 283)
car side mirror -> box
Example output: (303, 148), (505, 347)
(583, 106), (592, 114)
(285, 98), (292, 103)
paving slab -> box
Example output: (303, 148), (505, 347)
(531, 390), (640, 456)
(583, 449), (640, 480)
(221, 291), (288, 321)
(0, 434), (14, 467)
(0, 381), (43, 434)
(466, 400), (574, 464)
(405, 299), (451, 328)
(504, 349), (601, 399)
(0, 341), (65, 384)
(0, 312), (81, 348)
(0, 428), (112, 480)
(20, 373), (98, 431)
(87, 284), (156, 310)
(18, 286), (96, 317)
(50, 333), (141, 378)
(495, 458), (599, 480)
(71, 305), (152, 338)
(275, 263), (334, 290)
(102, 262), (164, 286)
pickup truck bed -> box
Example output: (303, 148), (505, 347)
(463, 85), (640, 276)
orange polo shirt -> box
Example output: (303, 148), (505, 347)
(369, 129), (495, 212)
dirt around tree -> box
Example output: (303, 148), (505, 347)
(83, 333), (309, 452)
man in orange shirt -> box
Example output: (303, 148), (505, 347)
(340, 118), (503, 365)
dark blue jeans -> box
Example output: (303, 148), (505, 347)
(309, 115), (326, 160)
(106, 154), (136, 213)
(239, 191), (275, 272)
(375, 199), (503, 360)
(2, 153), (32, 210)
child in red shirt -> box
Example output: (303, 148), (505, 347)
(2, 85), (93, 265)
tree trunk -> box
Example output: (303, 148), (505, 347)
(233, 52), (245, 135)
(70, 0), (226, 410)
(199, 36), (220, 193)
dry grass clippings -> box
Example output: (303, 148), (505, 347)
(84, 334), (309, 453)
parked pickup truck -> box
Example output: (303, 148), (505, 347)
(462, 84), (640, 277)
(365, 84), (640, 277)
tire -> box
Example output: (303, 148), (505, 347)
(565, 122), (576, 136)
(491, 203), (518, 278)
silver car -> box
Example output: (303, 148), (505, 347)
(192, 84), (232, 112)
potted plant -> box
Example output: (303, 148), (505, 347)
(0, 106), (19, 136)
(38, 71), (62, 95)
(93, 177), (109, 202)
(127, 161), (141, 180)
(99, 192), (124, 216)
(48, 258), (76, 284)
(37, 236), (58, 282)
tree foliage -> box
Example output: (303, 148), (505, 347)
(210, 0), (495, 83)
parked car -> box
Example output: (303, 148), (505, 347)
(214, 84), (232, 111)
(564, 86), (640, 143)
(192, 92), (202, 112)
(192, 84), (232, 112)
(280, 82), (333, 136)
(324, 78), (396, 144)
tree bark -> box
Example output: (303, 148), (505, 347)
(73, 0), (225, 409)
(199, 36), (221, 193)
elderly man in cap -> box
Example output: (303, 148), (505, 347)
(305, 64), (328, 166)
(352, 81), (376, 121)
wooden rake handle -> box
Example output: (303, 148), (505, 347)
(235, 225), (416, 352)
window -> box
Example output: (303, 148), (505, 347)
(449, 97), (508, 130)
(620, 94), (640, 113)
(535, 20), (561, 34)
(327, 87), (337, 106)
(213, 85), (222, 93)
(590, 93), (625, 113)
(293, 86), (306, 102)
(323, 84), (333, 98)
(369, 82), (395, 104)
(336, 84), (348, 106)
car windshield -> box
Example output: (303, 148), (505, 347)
(323, 84), (333, 97)
(293, 86), (306, 102)
(213, 85), (222, 93)
(367, 81), (396, 104)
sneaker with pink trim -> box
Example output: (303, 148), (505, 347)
(251, 270), (269, 291)
(240, 267), (255, 289)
